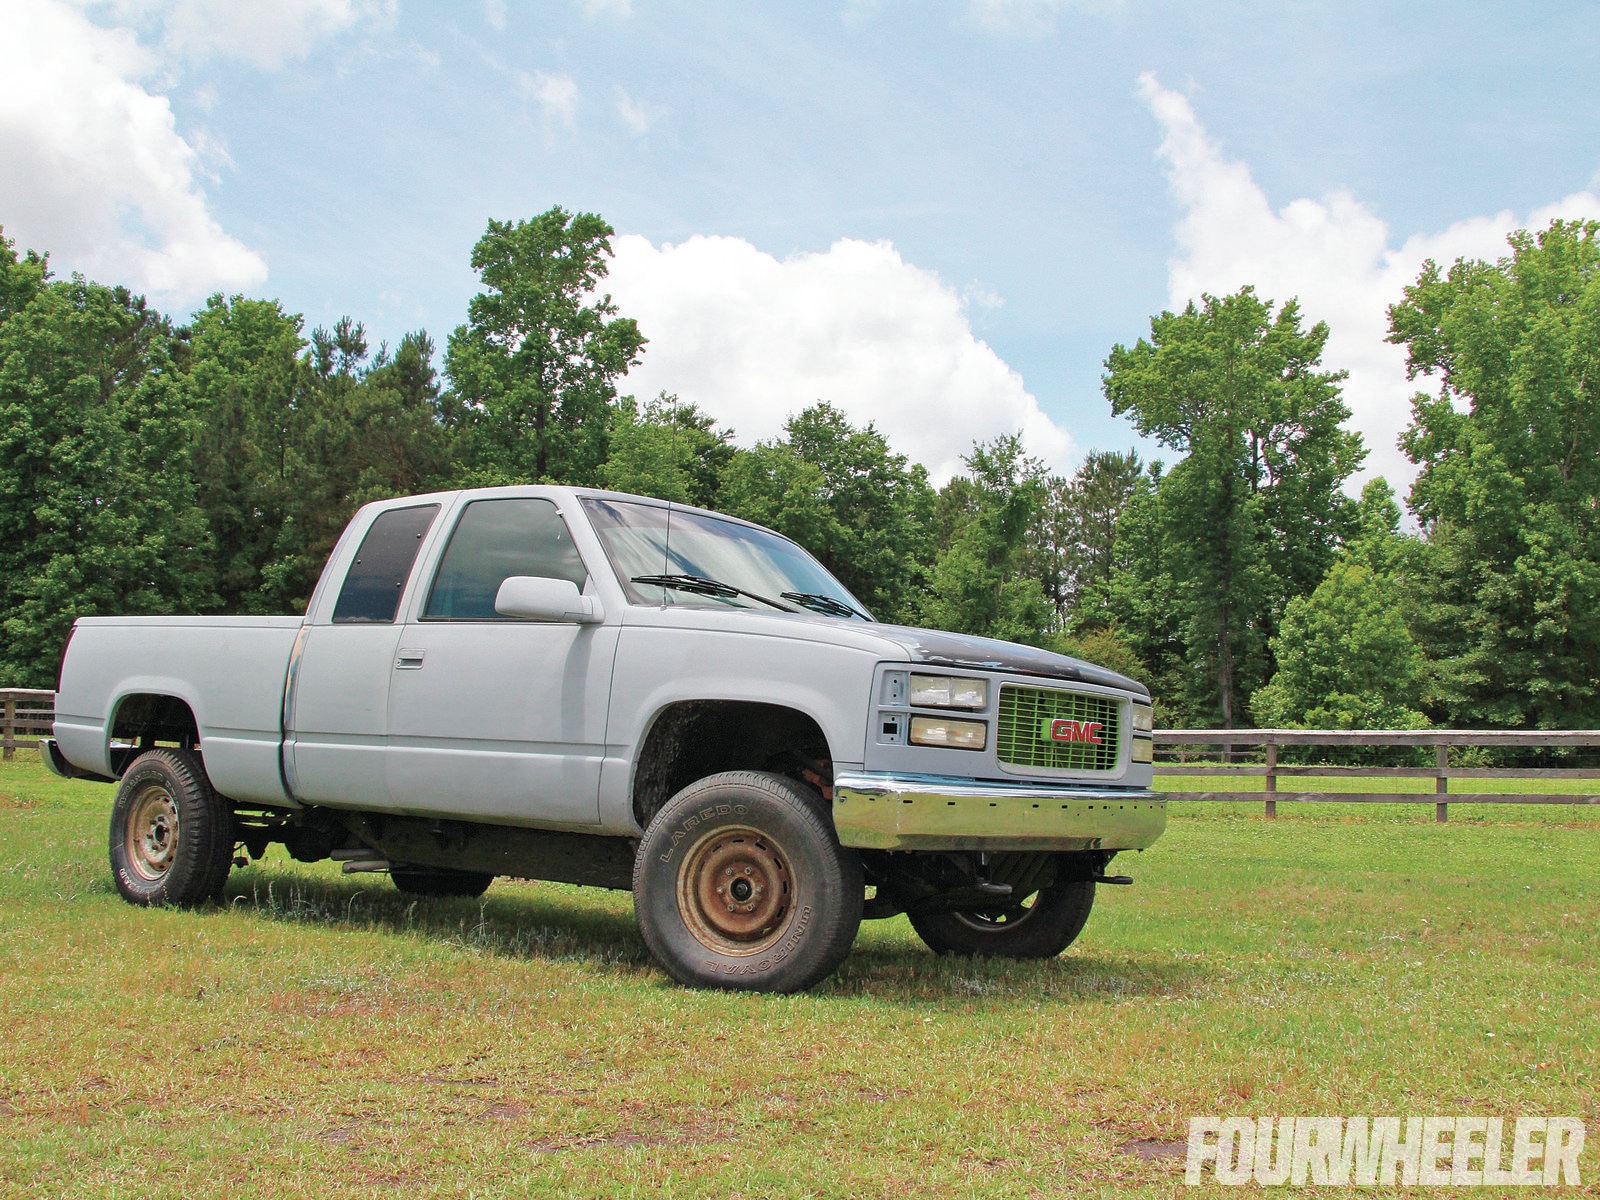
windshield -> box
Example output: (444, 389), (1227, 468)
(581, 498), (873, 620)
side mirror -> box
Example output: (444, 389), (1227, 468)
(494, 576), (604, 624)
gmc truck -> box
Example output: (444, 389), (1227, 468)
(46, 486), (1165, 992)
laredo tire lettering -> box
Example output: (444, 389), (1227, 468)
(633, 772), (863, 993)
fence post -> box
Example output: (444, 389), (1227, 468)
(1435, 744), (1449, 823)
(2, 694), (13, 761)
(1264, 741), (1277, 819)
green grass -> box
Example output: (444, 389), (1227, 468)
(1, 750), (1595, 1197)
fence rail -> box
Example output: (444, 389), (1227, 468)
(1155, 728), (1600, 821)
(3, 692), (1598, 821)
(1, 689), (54, 761)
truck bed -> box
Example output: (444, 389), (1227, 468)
(54, 616), (304, 805)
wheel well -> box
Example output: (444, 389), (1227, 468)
(632, 700), (832, 828)
(110, 694), (200, 774)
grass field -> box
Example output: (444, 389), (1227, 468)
(1, 751), (1594, 1198)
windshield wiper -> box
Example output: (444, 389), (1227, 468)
(631, 574), (799, 613)
(780, 592), (870, 620)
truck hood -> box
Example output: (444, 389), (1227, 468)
(616, 604), (1148, 698)
(866, 623), (1150, 698)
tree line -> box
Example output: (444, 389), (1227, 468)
(2, 210), (1597, 732)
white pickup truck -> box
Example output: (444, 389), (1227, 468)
(47, 486), (1164, 992)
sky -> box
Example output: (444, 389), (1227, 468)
(4, 0), (1600, 490)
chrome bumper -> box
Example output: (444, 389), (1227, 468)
(38, 738), (115, 784)
(831, 771), (1166, 852)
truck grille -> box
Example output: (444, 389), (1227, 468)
(995, 685), (1121, 772)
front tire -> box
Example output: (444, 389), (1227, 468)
(108, 749), (235, 906)
(909, 879), (1095, 959)
(633, 771), (863, 993)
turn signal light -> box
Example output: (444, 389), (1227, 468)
(909, 716), (987, 751)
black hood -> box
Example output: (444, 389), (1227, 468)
(868, 624), (1150, 699)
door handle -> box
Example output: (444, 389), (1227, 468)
(396, 648), (426, 670)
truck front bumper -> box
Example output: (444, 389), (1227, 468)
(831, 771), (1166, 853)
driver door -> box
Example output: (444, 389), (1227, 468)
(384, 497), (617, 826)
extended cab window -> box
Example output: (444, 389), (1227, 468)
(331, 504), (440, 623)
(424, 498), (588, 620)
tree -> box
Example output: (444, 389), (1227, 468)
(1389, 219), (1600, 727)
(184, 294), (307, 612)
(1103, 288), (1364, 725)
(186, 297), (449, 613)
(0, 227), (47, 325)
(719, 402), (935, 622)
(918, 435), (1052, 643)
(0, 276), (212, 684)
(1027, 449), (1143, 634)
(1252, 481), (1427, 730)
(273, 323), (451, 607)
(600, 393), (735, 509)
(445, 209), (645, 486)
(1080, 463), (1183, 701)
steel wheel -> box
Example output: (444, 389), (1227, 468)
(676, 825), (794, 956)
(124, 783), (181, 882)
(108, 749), (235, 906)
(633, 771), (863, 993)
(951, 891), (1047, 933)
(909, 879), (1096, 959)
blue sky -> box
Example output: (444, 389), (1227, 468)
(5, 0), (1600, 485)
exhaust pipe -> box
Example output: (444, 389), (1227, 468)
(332, 847), (389, 874)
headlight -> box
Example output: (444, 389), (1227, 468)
(909, 674), (988, 710)
(1132, 703), (1154, 732)
(909, 716), (987, 751)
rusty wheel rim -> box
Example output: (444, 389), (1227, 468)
(126, 783), (180, 882)
(676, 825), (793, 956)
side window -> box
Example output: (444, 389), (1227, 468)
(424, 498), (589, 620)
(331, 504), (440, 623)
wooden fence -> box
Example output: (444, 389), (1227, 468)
(1156, 728), (1600, 820)
(4, 691), (1600, 821)
(1, 689), (54, 761)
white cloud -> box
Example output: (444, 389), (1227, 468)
(615, 88), (660, 135)
(521, 70), (579, 128)
(963, 282), (1004, 310)
(605, 233), (1073, 484)
(151, 0), (389, 68)
(1138, 72), (1600, 491)
(484, 0), (506, 30)
(0, 0), (266, 302)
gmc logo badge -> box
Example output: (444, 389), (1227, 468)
(1043, 718), (1104, 745)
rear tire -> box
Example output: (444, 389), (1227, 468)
(909, 879), (1095, 959)
(108, 749), (234, 906)
(633, 771), (863, 993)
(390, 866), (493, 898)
